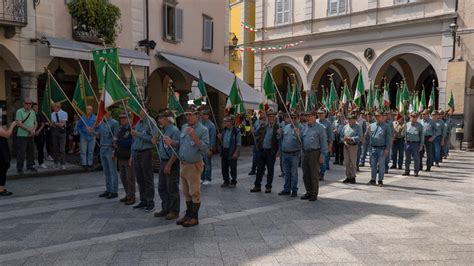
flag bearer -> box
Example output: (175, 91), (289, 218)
(317, 108), (333, 180)
(116, 112), (136, 205)
(278, 112), (302, 197)
(421, 110), (436, 171)
(200, 108), (216, 185)
(342, 113), (363, 184)
(219, 115), (241, 188)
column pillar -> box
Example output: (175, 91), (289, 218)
(20, 72), (40, 103)
(463, 88), (474, 149)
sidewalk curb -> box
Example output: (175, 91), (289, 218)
(8, 168), (100, 181)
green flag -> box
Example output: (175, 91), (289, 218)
(128, 69), (142, 117)
(341, 81), (352, 105)
(285, 79), (292, 107)
(72, 71), (95, 115)
(419, 88), (427, 111)
(290, 81), (300, 110)
(354, 68), (364, 108)
(374, 88), (381, 110)
(41, 77), (52, 123)
(48, 72), (68, 104)
(401, 81), (410, 104)
(328, 79), (338, 111)
(226, 76), (243, 109)
(428, 86), (436, 111)
(168, 91), (184, 117)
(306, 90), (317, 112)
(447, 90), (455, 111)
(366, 82), (374, 111)
(263, 70), (276, 100)
(192, 71), (208, 106)
(321, 86), (327, 109)
(92, 48), (119, 91)
(395, 83), (401, 111)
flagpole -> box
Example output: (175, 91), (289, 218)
(290, 73), (306, 112)
(263, 65), (302, 144)
(103, 61), (180, 159)
(77, 60), (100, 105)
(235, 79), (258, 146)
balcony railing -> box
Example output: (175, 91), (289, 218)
(0, 0), (27, 27)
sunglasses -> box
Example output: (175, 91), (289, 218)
(24, 102), (33, 105)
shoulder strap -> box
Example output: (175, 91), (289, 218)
(22, 111), (32, 124)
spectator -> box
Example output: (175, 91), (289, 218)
(15, 97), (37, 174)
(77, 106), (96, 170)
(51, 103), (68, 169)
(68, 114), (80, 154)
(0, 121), (17, 196)
(32, 103), (48, 169)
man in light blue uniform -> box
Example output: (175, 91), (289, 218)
(333, 112), (345, 165)
(154, 109), (181, 220)
(403, 112), (424, 177)
(421, 109), (436, 171)
(94, 109), (119, 199)
(176, 105), (209, 227)
(131, 110), (158, 213)
(366, 110), (392, 187)
(219, 115), (241, 188)
(77, 106), (96, 170)
(200, 108), (216, 185)
(301, 110), (328, 201)
(442, 110), (454, 158)
(359, 111), (372, 167)
(317, 108), (333, 180)
(278, 113), (291, 177)
(278, 112), (302, 197)
(249, 112), (265, 175)
(384, 111), (395, 174)
(432, 110), (446, 167)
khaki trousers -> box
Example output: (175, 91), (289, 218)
(343, 144), (358, 179)
(180, 161), (204, 203)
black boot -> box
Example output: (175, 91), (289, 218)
(176, 201), (192, 225)
(183, 202), (200, 227)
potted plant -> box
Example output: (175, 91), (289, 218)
(68, 0), (122, 45)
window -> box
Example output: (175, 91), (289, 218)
(394, 0), (409, 4)
(163, 2), (183, 42)
(275, 0), (291, 25)
(202, 16), (213, 51)
(328, 0), (348, 16)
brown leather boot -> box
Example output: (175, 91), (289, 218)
(124, 196), (136, 205)
(183, 202), (200, 227)
(165, 212), (179, 220)
(176, 201), (192, 225)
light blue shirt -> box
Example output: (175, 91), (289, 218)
(281, 123), (302, 152)
(131, 117), (158, 153)
(159, 124), (180, 160)
(422, 118), (436, 137)
(368, 122), (392, 149)
(178, 122), (209, 163)
(201, 119), (217, 149)
(317, 118), (334, 142)
(301, 122), (328, 154)
(342, 123), (363, 145)
(96, 118), (118, 147)
(263, 124), (275, 150)
(77, 114), (96, 142)
(405, 121), (424, 145)
(51, 110), (68, 123)
(433, 119), (446, 138)
(222, 127), (242, 149)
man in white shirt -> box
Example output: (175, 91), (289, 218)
(51, 103), (68, 169)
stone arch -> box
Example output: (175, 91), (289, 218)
(369, 43), (442, 85)
(308, 50), (368, 91)
(264, 55), (308, 91)
(0, 44), (23, 72)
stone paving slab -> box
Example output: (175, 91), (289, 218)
(0, 148), (472, 265)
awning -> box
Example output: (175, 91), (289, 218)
(46, 37), (150, 66)
(158, 52), (263, 109)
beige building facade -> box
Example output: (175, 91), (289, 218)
(253, 0), (458, 113)
(1, 0), (257, 126)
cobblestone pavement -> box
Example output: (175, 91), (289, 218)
(0, 148), (473, 265)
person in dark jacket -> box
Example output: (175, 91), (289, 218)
(251, 109), (280, 193)
(115, 112), (136, 205)
(219, 115), (241, 188)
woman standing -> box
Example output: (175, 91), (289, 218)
(0, 121), (17, 196)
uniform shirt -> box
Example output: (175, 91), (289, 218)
(444, 118), (455, 137)
(222, 127), (242, 149)
(333, 118), (346, 136)
(159, 123), (180, 160)
(433, 119), (446, 138)
(392, 121), (405, 139)
(368, 122), (392, 149)
(201, 119), (217, 150)
(96, 118), (119, 146)
(263, 123), (276, 150)
(15, 108), (36, 137)
(131, 117), (157, 152)
(51, 109), (68, 124)
(179, 122), (209, 163)
(405, 121), (424, 145)
(281, 123), (302, 152)
(422, 118), (436, 137)
(77, 114), (96, 142)
(301, 122), (328, 154)
(317, 118), (334, 142)
(342, 123), (363, 145)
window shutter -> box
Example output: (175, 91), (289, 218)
(203, 18), (213, 50)
(163, 4), (168, 38)
(329, 0), (338, 15)
(175, 8), (183, 42)
(339, 0), (347, 13)
(276, 0), (283, 24)
(283, 0), (291, 23)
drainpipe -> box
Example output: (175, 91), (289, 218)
(449, 0), (459, 62)
(144, 0), (150, 99)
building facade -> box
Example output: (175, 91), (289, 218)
(1, 0), (257, 127)
(253, 0), (458, 113)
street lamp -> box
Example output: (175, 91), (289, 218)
(450, 22), (461, 46)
